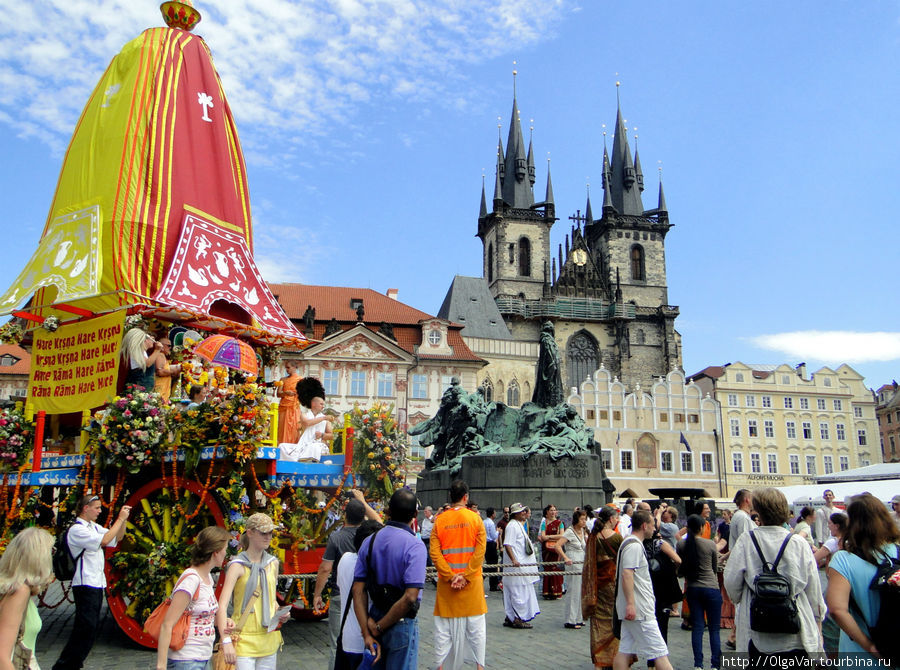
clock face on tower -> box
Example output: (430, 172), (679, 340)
(572, 248), (588, 266)
(428, 330), (441, 346)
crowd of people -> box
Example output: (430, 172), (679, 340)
(3, 485), (900, 669)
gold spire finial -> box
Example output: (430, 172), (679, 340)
(160, 0), (201, 31)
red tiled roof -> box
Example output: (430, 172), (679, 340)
(0, 345), (31, 375)
(272, 284), (483, 363)
(687, 365), (725, 381)
(269, 284), (432, 324)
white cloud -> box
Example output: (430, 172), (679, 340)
(749, 331), (900, 364)
(0, 1), (568, 163)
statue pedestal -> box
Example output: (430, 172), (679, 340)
(416, 452), (611, 514)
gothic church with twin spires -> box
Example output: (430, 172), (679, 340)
(439, 86), (682, 399)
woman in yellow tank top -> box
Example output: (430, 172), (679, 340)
(216, 514), (290, 670)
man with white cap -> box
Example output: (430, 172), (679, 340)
(502, 502), (540, 629)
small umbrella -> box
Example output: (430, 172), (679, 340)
(193, 334), (258, 376)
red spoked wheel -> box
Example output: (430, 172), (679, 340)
(105, 477), (226, 648)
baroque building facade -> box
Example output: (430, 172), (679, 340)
(270, 283), (485, 460)
(688, 362), (880, 495)
(440, 86), (682, 408)
(875, 382), (900, 463)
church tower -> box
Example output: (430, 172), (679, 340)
(476, 89), (556, 304)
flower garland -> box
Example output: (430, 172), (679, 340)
(89, 390), (169, 473)
(0, 406), (34, 473)
(0, 322), (24, 346)
(350, 403), (405, 503)
(213, 385), (271, 465)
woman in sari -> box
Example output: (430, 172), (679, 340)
(276, 361), (301, 444)
(581, 506), (622, 670)
(539, 504), (565, 599)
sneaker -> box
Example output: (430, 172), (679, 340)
(724, 639), (736, 650)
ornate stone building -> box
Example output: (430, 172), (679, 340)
(440, 86), (681, 401)
(688, 362), (880, 496)
(0, 345), (30, 401)
(875, 382), (900, 463)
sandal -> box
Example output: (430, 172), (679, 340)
(564, 623), (577, 629)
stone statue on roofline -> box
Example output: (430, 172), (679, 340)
(411, 322), (593, 475)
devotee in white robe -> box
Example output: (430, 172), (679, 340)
(279, 397), (333, 462)
(502, 502), (540, 628)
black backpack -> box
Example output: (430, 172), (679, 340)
(850, 545), (900, 666)
(52, 523), (84, 582)
(747, 531), (800, 634)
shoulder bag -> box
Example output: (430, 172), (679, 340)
(143, 571), (203, 650)
(211, 586), (261, 670)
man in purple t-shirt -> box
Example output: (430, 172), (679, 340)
(353, 488), (426, 669)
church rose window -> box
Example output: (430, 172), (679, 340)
(567, 330), (599, 390)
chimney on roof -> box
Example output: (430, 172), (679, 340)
(386, 288), (399, 301)
(796, 362), (807, 380)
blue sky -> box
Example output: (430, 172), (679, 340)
(1, 1), (899, 390)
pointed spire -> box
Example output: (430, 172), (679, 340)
(634, 149), (644, 192)
(609, 90), (645, 215)
(501, 94), (535, 208)
(527, 135), (536, 186)
(545, 159), (555, 204)
(493, 150), (503, 210)
(479, 176), (488, 218)
(585, 188), (594, 224)
(558, 243), (563, 273)
(551, 257), (557, 283)
(657, 178), (667, 213)
(602, 146), (614, 213)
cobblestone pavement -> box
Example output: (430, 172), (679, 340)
(35, 581), (701, 669)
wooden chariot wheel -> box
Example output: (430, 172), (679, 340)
(104, 477), (226, 648)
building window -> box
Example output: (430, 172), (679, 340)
(768, 453), (778, 474)
(733, 452), (743, 473)
(802, 422), (812, 440)
(857, 429), (867, 446)
(730, 418), (740, 437)
(784, 397), (793, 409)
(836, 423), (845, 441)
(599, 410), (608, 420)
(620, 450), (634, 471)
(322, 370), (339, 396)
(745, 395), (756, 407)
(750, 453), (761, 473)
(806, 455), (816, 475)
(833, 399), (842, 411)
(507, 379), (520, 407)
(659, 412), (668, 423)
(764, 420), (775, 438)
(411, 374), (427, 399)
(567, 330), (599, 390)
(350, 371), (367, 396)
(407, 433), (424, 460)
(674, 413), (685, 424)
(786, 421), (797, 439)
(860, 458), (871, 467)
(441, 375), (454, 392)
(681, 452), (693, 472)
(487, 243), (494, 283)
(854, 407), (863, 418)
(518, 236), (531, 276)
(701, 453), (714, 473)
(613, 410), (621, 421)
(735, 372), (745, 382)
(891, 435), (896, 454)
(688, 413), (700, 424)
(888, 415), (893, 425)
(824, 377), (832, 387)
(817, 398), (826, 411)
(601, 449), (613, 471)
(748, 419), (758, 438)
(782, 375), (791, 385)
(761, 395), (772, 408)
(630, 244), (645, 280)
(823, 454), (834, 474)
(790, 454), (800, 475)
(377, 372), (394, 397)
(479, 378), (493, 402)
(819, 422), (830, 440)
(799, 397), (809, 410)
(727, 394), (738, 407)
(660, 452), (673, 472)
(839, 455), (849, 471)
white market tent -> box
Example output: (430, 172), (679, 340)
(777, 463), (900, 509)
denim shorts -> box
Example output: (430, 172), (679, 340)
(167, 660), (211, 670)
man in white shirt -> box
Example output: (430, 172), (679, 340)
(613, 510), (673, 670)
(726, 489), (754, 650)
(52, 494), (130, 670)
(618, 504), (633, 537)
(813, 489), (836, 547)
